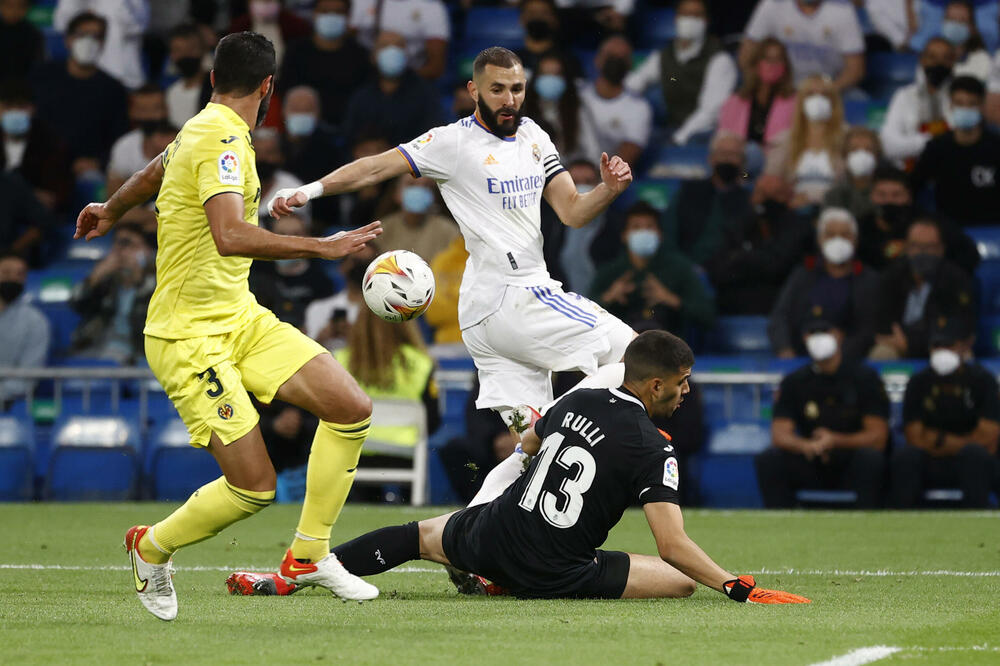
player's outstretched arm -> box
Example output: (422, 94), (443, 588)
(643, 502), (810, 604)
(206, 192), (381, 260)
(75, 155), (165, 241)
(268, 149), (412, 219)
(543, 152), (632, 228)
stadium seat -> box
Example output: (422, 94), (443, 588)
(0, 416), (35, 500)
(966, 225), (1000, 261)
(353, 399), (429, 506)
(42, 25), (66, 60)
(611, 179), (679, 212)
(696, 453), (763, 508)
(863, 52), (918, 99)
(46, 416), (139, 500)
(707, 421), (771, 455)
(636, 8), (675, 50)
(145, 419), (220, 501)
(705, 315), (771, 355)
(645, 144), (710, 180)
(463, 8), (522, 46)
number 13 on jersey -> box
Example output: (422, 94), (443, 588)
(518, 433), (597, 528)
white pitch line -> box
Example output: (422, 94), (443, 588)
(809, 646), (902, 666)
(752, 568), (1000, 577)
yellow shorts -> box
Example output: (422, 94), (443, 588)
(145, 304), (327, 447)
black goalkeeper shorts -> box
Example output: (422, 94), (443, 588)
(442, 503), (630, 599)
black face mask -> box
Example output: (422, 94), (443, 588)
(138, 119), (161, 137)
(910, 252), (942, 279)
(256, 161), (279, 181)
(878, 203), (912, 233)
(923, 64), (952, 88)
(713, 162), (742, 185)
(601, 57), (630, 85)
(346, 260), (368, 286)
(524, 19), (554, 41)
(175, 56), (202, 78)
(758, 198), (787, 221)
(0, 280), (24, 303)
(255, 81), (274, 128)
(476, 94), (521, 138)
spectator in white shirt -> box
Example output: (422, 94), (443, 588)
(349, 0), (449, 79)
(522, 52), (601, 163)
(54, 0), (149, 89)
(740, 0), (865, 92)
(580, 35), (652, 167)
(881, 37), (956, 165)
(106, 85), (174, 195)
(165, 23), (208, 131)
(864, 0), (918, 51)
(940, 0), (992, 81)
(253, 127), (311, 227)
(555, 0), (634, 35)
(624, 0), (737, 145)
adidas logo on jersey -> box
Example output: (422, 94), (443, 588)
(483, 154), (498, 165)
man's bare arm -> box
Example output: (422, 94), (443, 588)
(75, 155), (164, 240)
(205, 192), (381, 260)
(543, 152), (632, 228)
(643, 502), (734, 592)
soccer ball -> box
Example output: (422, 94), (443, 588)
(362, 250), (436, 322)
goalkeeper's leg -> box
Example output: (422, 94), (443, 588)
(620, 554), (697, 599)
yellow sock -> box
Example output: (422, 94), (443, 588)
(138, 477), (274, 564)
(291, 418), (369, 562)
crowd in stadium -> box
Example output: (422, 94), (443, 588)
(2, 0), (1000, 507)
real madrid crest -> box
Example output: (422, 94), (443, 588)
(532, 143), (541, 163)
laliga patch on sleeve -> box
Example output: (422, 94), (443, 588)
(218, 150), (241, 185)
(663, 457), (679, 490)
(410, 131), (434, 151)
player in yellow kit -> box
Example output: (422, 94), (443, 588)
(75, 32), (383, 621)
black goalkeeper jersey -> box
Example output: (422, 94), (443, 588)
(465, 387), (680, 594)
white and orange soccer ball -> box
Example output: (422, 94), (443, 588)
(362, 250), (436, 323)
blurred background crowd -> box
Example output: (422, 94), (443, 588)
(3, 0), (1000, 508)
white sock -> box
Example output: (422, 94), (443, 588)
(540, 362), (625, 415)
(467, 450), (529, 507)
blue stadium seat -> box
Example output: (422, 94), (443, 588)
(863, 52), (918, 99)
(976, 314), (1000, 356)
(645, 144), (710, 180)
(966, 226), (1000, 261)
(0, 416), (34, 500)
(697, 454), (763, 508)
(611, 179), (679, 213)
(42, 26), (66, 60)
(464, 8), (522, 46)
(46, 416), (139, 500)
(707, 421), (771, 455)
(636, 8), (675, 50)
(976, 262), (1000, 316)
(145, 419), (220, 501)
(705, 315), (771, 355)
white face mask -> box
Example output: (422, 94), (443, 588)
(71, 36), (102, 66)
(930, 348), (961, 375)
(821, 236), (854, 265)
(675, 16), (706, 41)
(805, 332), (838, 361)
(803, 93), (832, 122)
(846, 149), (876, 178)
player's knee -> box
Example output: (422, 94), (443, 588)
(314, 386), (372, 424)
(236, 466), (277, 494)
(673, 578), (697, 598)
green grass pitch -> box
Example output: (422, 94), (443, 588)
(1, 504), (998, 665)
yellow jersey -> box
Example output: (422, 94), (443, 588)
(144, 102), (262, 340)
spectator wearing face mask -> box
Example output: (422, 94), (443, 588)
(70, 222), (155, 364)
(0, 252), (49, 409)
(911, 75), (1000, 226)
(304, 243), (379, 349)
(769, 207), (879, 361)
(661, 131), (753, 265)
(0, 0), (43, 81)
(54, 0), (150, 90)
(278, 0), (372, 129)
(704, 173), (808, 316)
(342, 31), (442, 148)
(766, 75), (846, 211)
(590, 201), (715, 336)
(739, 0), (865, 92)
(881, 37), (955, 165)
(281, 86), (342, 229)
(249, 214), (336, 331)
(164, 22), (211, 130)
(890, 317), (999, 508)
(377, 175), (459, 264)
(32, 12), (129, 176)
(858, 166), (915, 270)
(624, 0), (737, 146)
(0, 79), (73, 212)
(349, 0), (449, 80)
(937, 0), (991, 81)
(755, 316), (889, 509)
(823, 127), (883, 226)
(229, 0), (310, 65)
(254, 127), (311, 228)
(580, 35), (652, 168)
(106, 85), (176, 195)
(515, 0), (579, 79)
(871, 217), (975, 360)
(718, 37), (796, 155)
(522, 52), (600, 164)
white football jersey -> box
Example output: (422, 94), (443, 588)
(397, 115), (567, 328)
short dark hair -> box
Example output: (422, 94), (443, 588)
(67, 11), (106, 37)
(872, 165), (911, 190)
(623, 330), (694, 383)
(0, 78), (33, 105)
(131, 83), (164, 99)
(212, 32), (276, 96)
(625, 200), (661, 224)
(0, 251), (27, 265)
(169, 22), (202, 43)
(950, 74), (986, 100)
(473, 47), (522, 77)
(907, 214), (944, 241)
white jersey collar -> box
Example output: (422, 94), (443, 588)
(609, 386), (647, 412)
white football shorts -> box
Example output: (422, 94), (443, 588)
(462, 284), (634, 410)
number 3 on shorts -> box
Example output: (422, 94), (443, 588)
(197, 366), (224, 397)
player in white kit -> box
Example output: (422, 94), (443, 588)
(267, 48), (635, 529)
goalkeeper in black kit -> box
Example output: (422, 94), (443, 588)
(229, 331), (810, 604)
